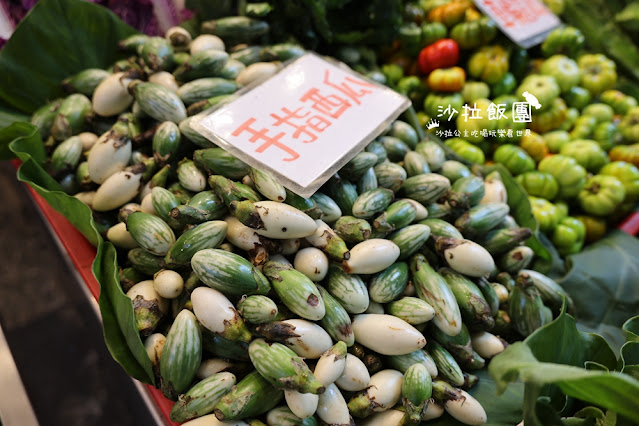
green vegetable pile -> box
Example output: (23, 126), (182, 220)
(1, 1), (639, 425)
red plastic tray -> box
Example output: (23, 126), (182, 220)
(11, 159), (639, 426)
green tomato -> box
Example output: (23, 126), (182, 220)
(544, 130), (571, 153)
(578, 54), (617, 97)
(530, 98), (567, 134)
(540, 55), (581, 93)
(467, 45), (509, 85)
(397, 76), (427, 107)
(541, 26), (585, 58)
(516, 171), (559, 200)
(381, 64), (404, 87)
(421, 21), (448, 46)
(424, 92), (464, 119)
(555, 201), (569, 220)
(552, 216), (586, 255)
(516, 75), (560, 112)
(593, 121), (622, 152)
(563, 86), (592, 110)
(490, 72), (517, 98)
(538, 154), (587, 198)
(578, 174), (626, 216)
(461, 81), (490, 104)
(560, 139), (609, 173)
(600, 90), (638, 115)
(494, 144), (536, 175)
(445, 137), (485, 164)
(449, 17), (496, 49)
(619, 106), (639, 144)
(529, 196), (561, 233)
(582, 103), (615, 123)
(558, 108), (580, 132)
(569, 115), (597, 140)
(599, 161), (639, 202)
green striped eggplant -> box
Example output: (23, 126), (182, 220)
(248, 339), (325, 394)
(152, 121), (181, 163)
(317, 285), (354, 346)
(194, 148), (251, 180)
(170, 190), (227, 226)
(305, 220), (350, 262)
(508, 273), (551, 337)
(432, 381), (487, 425)
(339, 152), (378, 181)
(230, 200), (318, 239)
(430, 323), (484, 371)
(180, 116), (216, 148)
(129, 81), (186, 123)
(249, 168), (286, 202)
(410, 254), (462, 337)
(283, 189), (323, 220)
(201, 330), (250, 361)
(263, 261), (325, 321)
(151, 187), (180, 226)
(127, 280), (168, 336)
(325, 175), (359, 215)
(379, 136), (410, 162)
(213, 371), (283, 421)
(446, 175), (485, 211)
(419, 218), (463, 239)
(139, 37), (174, 71)
(51, 93), (92, 141)
(368, 261), (409, 303)
(402, 363), (432, 423)
(236, 295), (279, 324)
(388, 224), (431, 260)
(357, 167), (378, 194)
(415, 140), (446, 171)
(372, 199), (417, 235)
(520, 269), (574, 314)
(127, 248), (163, 275)
(386, 297), (435, 325)
(177, 78), (238, 105)
(498, 246), (534, 274)
(334, 216), (371, 243)
(404, 151), (431, 177)
(178, 160), (207, 192)
(326, 264), (369, 314)
(386, 349), (438, 378)
(266, 406), (318, 426)
(475, 227), (532, 256)
(191, 248), (270, 296)
(365, 140), (387, 164)
(173, 49), (229, 81)
(374, 162), (407, 192)
(440, 160), (471, 183)
(164, 221), (228, 267)
(428, 341), (464, 387)
(454, 202), (510, 238)
(50, 136), (82, 174)
(352, 188), (394, 219)
(191, 287), (252, 342)
(160, 309), (202, 400)
(126, 212), (176, 256)
(310, 192), (342, 223)
(257, 319), (332, 359)
(402, 174), (451, 205)
(439, 268), (494, 331)
(170, 372), (236, 422)
(475, 277), (500, 317)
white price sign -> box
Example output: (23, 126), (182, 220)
(193, 53), (409, 198)
(473, 0), (561, 48)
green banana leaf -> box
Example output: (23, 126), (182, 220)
(0, 0), (154, 386)
(558, 230), (639, 353)
(489, 304), (639, 425)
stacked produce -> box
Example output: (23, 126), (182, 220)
(22, 12), (586, 424)
(371, 0), (639, 255)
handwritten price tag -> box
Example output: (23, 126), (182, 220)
(474, 0), (561, 48)
(193, 53), (409, 198)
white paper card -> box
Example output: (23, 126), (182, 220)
(193, 52), (410, 198)
(473, 0), (561, 48)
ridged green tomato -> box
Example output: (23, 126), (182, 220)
(467, 45), (509, 85)
(578, 54), (617, 97)
(461, 81), (490, 104)
(620, 106), (639, 144)
(575, 215), (607, 243)
(538, 155), (587, 198)
(423, 92), (464, 119)
(540, 55), (580, 93)
(449, 17), (497, 49)
(519, 132), (548, 163)
(600, 90), (638, 115)
(610, 144), (639, 168)
(516, 171), (559, 200)
(445, 137), (485, 164)
(578, 174), (626, 216)
(530, 98), (567, 134)
(490, 72), (516, 98)
(552, 216), (586, 255)
(529, 196), (561, 233)
(563, 86), (591, 110)
(494, 144), (536, 175)
(543, 130), (571, 153)
(558, 108), (579, 132)
(582, 103), (615, 124)
(593, 122), (622, 152)
(599, 161), (639, 202)
(516, 75), (560, 112)
(541, 26), (585, 58)
(421, 22), (448, 46)
(569, 115), (597, 140)
(560, 139), (609, 173)
(428, 67), (466, 92)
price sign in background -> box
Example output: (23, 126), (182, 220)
(474, 0), (561, 48)
(193, 53), (409, 198)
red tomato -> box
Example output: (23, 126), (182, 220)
(417, 39), (460, 74)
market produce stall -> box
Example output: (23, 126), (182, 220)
(1, 0), (639, 425)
